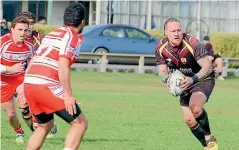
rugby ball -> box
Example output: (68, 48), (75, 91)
(167, 70), (185, 97)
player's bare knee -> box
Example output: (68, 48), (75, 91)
(191, 106), (203, 118)
(71, 114), (88, 130)
(38, 121), (54, 133)
(6, 111), (17, 122)
(184, 115), (195, 127)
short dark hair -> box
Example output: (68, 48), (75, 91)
(63, 3), (86, 27)
(38, 16), (46, 21)
(11, 16), (29, 28)
(164, 18), (180, 31)
(203, 35), (210, 41)
(19, 11), (36, 23)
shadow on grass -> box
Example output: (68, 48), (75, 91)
(1, 134), (136, 144)
(46, 137), (134, 144)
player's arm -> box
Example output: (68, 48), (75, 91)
(58, 57), (72, 96)
(58, 32), (80, 115)
(196, 55), (212, 80)
(0, 64), (24, 73)
(58, 57), (78, 115)
(0, 39), (24, 73)
(58, 54), (77, 115)
(0, 40), (20, 73)
(193, 40), (213, 81)
(0, 64), (8, 73)
(155, 43), (169, 83)
(158, 64), (169, 83)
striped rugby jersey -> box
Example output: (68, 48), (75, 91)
(0, 33), (34, 84)
(24, 25), (82, 85)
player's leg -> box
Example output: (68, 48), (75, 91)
(55, 104), (88, 150)
(1, 83), (25, 143)
(24, 84), (56, 150)
(46, 122), (57, 139)
(181, 106), (207, 149)
(189, 92), (210, 138)
(16, 83), (35, 131)
(27, 99), (87, 150)
(25, 83), (87, 149)
(16, 83), (57, 138)
(1, 97), (25, 143)
(26, 113), (54, 150)
(180, 93), (208, 149)
(189, 80), (218, 150)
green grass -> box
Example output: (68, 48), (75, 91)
(1, 72), (239, 150)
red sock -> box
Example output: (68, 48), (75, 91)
(14, 124), (24, 134)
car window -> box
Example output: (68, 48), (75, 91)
(82, 26), (95, 34)
(125, 28), (149, 40)
(102, 28), (125, 38)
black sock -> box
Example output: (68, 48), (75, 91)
(196, 109), (211, 136)
(22, 115), (34, 131)
(20, 107), (34, 131)
(190, 123), (207, 147)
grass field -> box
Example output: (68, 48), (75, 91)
(1, 72), (239, 150)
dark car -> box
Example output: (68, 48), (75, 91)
(79, 24), (159, 64)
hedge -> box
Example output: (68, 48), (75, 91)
(31, 24), (166, 40)
(7, 23), (239, 58)
(33, 24), (60, 35)
(7, 23), (60, 35)
(210, 32), (239, 58)
(145, 29), (165, 40)
(147, 31), (239, 58)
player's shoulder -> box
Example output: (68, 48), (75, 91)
(46, 26), (77, 40)
(0, 33), (11, 43)
(61, 26), (80, 46)
(156, 37), (168, 49)
(183, 33), (201, 47)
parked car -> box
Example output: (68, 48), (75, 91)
(79, 24), (159, 64)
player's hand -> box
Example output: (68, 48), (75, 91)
(8, 63), (24, 73)
(214, 67), (220, 73)
(180, 76), (193, 90)
(64, 95), (77, 115)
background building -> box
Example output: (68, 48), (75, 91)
(1, 0), (239, 39)
(100, 0), (239, 39)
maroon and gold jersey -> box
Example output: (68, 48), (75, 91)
(155, 33), (213, 77)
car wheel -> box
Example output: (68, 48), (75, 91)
(92, 48), (109, 64)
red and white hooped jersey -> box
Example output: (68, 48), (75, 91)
(0, 33), (34, 84)
(24, 25), (82, 85)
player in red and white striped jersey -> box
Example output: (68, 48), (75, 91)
(24, 3), (88, 150)
(19, 11), (43, 52)
(17, 11), (57, 139)
(0, 16), (33, 144)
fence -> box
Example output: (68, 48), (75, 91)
(73, 52), (239, 76)
(76, 53), (155, 74)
